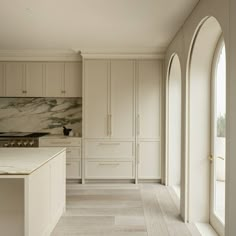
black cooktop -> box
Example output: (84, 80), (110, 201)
(0, 132), (49, 138)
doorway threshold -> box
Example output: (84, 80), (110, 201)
(195, 223), (219, 236)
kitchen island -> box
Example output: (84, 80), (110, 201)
(0, 148), (66, 236)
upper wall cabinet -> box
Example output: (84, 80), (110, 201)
(5, 62), (44, 97)
(45, 63), (65, 97)
(0, 62), (82, 97)
(26, 63), (44, 97)
(46, 62), (82, 97)
(65, 62), (82, 97)
(5, 62), (25, 97)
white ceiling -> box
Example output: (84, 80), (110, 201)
(0, 0), (199, 53)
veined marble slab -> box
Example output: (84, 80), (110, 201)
(0, 98), (82, 135)
(0, 148), (66, 175)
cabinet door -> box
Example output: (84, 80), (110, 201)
(138, 141), (161, 179)
(5, 62), (25, 97)
(110, 60), (135, 139)
(65, 62), (82, 97)
(137, 60), (162, 139)
(45, 63), (64, 97)
(84, 60), (109, 138)
(26, 63), (44, 97)
(0, 63), (4, 96)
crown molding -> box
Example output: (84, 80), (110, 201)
(0, 50), (82, 61)
(80, 47), (166, 59)
(0, 48), (166, 61)
(81, 53), (165, 60)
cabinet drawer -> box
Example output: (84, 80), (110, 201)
(39, 138), (81, 147)
(66, 160), (81, 179)
(85, 141), (134, 158)
(66, 147), (81, 159)
(85, 160), (134, 179)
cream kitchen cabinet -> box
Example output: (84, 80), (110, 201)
(84, 60), (109, 138)
(39, 136), (82, 180)
(84, 59), (135, 139)
(136, 60), (162, 180)
(110, 60), (135, 139)
(65, 62), (82, 97)
(25, 63), (45, 97)
(83, 59), (135, 181)
(45, 62), (82, 97)
(5, 62), (44, 97)
(1, 61), (82, 97)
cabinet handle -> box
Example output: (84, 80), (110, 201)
(51, 142), (72, 145)
(217, 156), (225, 160)
(66, 163), (71, 166)
(137, 144), (140, 164)
(22, 90), (27, 94)
(137, 114), (140, 136)
(61, 90), (66, 94)
(98, 142), (120, 146)
(66, 150), (72, 153)
(107, 114), (109, 136)
(98, 163), (120, 166)
(110, 114), (112, 136)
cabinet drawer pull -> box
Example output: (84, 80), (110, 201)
(110, 114), (112, 136)
(107, 114), (109, 136)
(98, 142), (120, 146)
(137, 144), (140, 164)
(66, 163), (71, 166)
(137, 114), (140, 136)
(50, 142), (72, 145)
(66, 150), (72, 153)
(98, 163), (120, 166)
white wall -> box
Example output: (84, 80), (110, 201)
(164, 0), (229, 228)
(226, 0), (236, 235)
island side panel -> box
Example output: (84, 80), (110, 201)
(25, 150), (66, 236)
(0, 178), (25, 236)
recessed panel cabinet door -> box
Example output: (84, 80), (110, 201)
(5, 62), (25, 97)
(84, 60), (109, 138)
(138, 60), (161, 139)
(138, 141), (161, 179)
(110, 60), (135, 139)
(45, 63), (64, 97)
(0, 63), (4, 96)
(26, 63), (44, 97)
(65, 62), (82, 97)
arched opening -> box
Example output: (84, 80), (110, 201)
(166, 54), (182, 207)
(187, 16), (225, 235)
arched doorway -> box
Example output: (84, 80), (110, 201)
(187, 16), (225, 235)
(166, 54), (182, 207)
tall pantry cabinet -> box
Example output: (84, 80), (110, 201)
(83, 58), (162, 183)
(136, 60), (162, 180)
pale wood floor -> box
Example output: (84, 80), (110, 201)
(52, 184), (201, 236)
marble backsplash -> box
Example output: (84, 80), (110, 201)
(0, 98), (82, 135)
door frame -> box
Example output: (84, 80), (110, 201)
(210, 35), (225, 236)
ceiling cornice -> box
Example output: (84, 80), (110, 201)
(0, 50), (82, 61)
(80, 47), (166, 59)
(0, 48), (166, 61)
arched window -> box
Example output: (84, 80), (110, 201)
(213, 39), (226, 225)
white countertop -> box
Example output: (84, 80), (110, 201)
(0, 148), (66, 175)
